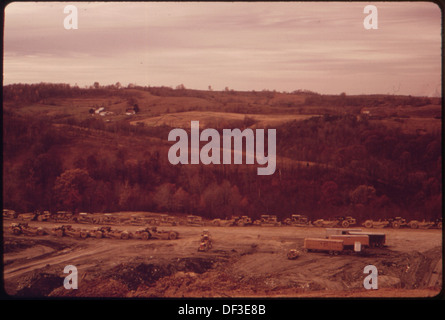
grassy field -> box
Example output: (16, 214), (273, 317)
(130, 111), (319, 129)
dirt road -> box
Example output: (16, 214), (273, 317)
(2, 220), (442, 298)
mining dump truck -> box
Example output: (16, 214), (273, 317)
(51, 225), (89, 238)
(283, 214), (311, 226)
(198, 230), (213, 252)
(10, 223), (47, 236)
(303, 238), (344, 255)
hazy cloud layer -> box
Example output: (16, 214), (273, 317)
(3, 2), (441, 96)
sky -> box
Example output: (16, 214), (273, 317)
(3, 1), (442, 96)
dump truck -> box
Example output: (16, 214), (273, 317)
(303, 238), (344, 255)
(10, 223), (47, 236)
(349, 231), (386, 248)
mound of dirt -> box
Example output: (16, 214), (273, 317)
(14, 272), (64, 297)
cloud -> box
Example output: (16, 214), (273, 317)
(3, 2), (441, 96)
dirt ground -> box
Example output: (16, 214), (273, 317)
(2, 217), (442, 298)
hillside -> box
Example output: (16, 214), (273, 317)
(2, 83), (442, 222)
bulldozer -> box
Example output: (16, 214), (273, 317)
(10, 223), (47, 236)
(198, 229), (213, 252)
(287, 248), (302, 260)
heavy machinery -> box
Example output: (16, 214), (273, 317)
(287, 249), (301, 260)
(77, 212), (99, 224)
(88, 226), (131, 239)
(388, 217), (408, 229)
(198, 229), (213, 252)
(227, 216), (253, 226)
(187, 215), (204, 226)
(159, 214), (178, 226)
(336, 216), (357, 228)
(211, 218), (232, 227)
(10, 223), (47, 236)
(132, 227), (152, 240)
(407, 219), (435, 229)
(362, 219), (390, 229)
(34, 210), (51, 222)
(313, 216), (356, 228)
(3, 209), (18, 219)
(51, 225), (89, 238)
(52, 211), (75, 223)
(283, 214), (311, 227)
(312, 219), (339, 228)
(254, 215), (281, 226)
(149, 227), (179, 240)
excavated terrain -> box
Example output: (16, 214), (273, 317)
(2, 218), (442, 298)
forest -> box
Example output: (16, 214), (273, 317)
(2, 83), (442, 223)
